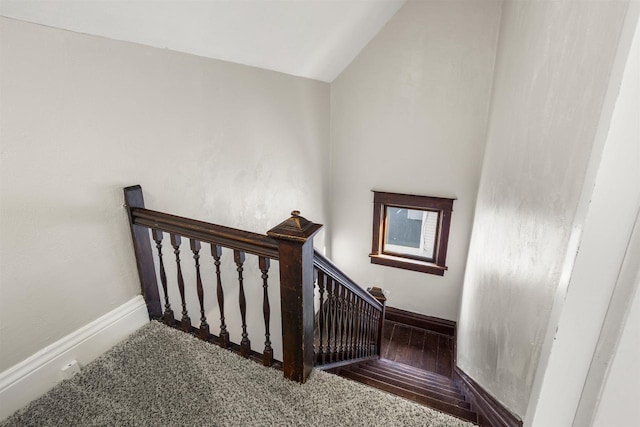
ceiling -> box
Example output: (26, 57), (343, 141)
(0, 0), (405, 82)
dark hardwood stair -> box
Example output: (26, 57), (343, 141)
(332, 358), (478, 424)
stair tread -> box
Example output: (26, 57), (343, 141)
(338, 369), (477, 424)
(352, 363), (463, 397)
(347, 366), (468, 406)
(362, 363), (460, 390)
(364, 364), (458, 389)
(377, 358), (453, 381)
(361, 360), (459, 384)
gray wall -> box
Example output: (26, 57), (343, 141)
(0, 17), (330, 372)
(456, 0), (629, 417)
(329, 0), (502, 320)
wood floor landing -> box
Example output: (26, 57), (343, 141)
(380, 319), (454, 378)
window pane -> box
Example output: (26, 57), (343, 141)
(384, 207), (438, 260)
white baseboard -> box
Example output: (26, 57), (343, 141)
(0, 295), (149, 421)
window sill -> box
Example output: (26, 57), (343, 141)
(369, 254), (447, 276)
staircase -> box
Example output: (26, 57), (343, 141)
(332, 358), (478, 424)
(124, 186), (507, 426)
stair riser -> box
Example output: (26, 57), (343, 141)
(353, 365), (465, 400)
(348, 367), (469, 408)
(340, 370), (478, 424)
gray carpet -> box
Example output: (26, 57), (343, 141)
(2, 322), (474, 426)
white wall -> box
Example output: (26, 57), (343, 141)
(0, 17), (330, 372)
(528, 5), (640, 425)
(329, 0), (502, 320)
(592, 274), (640, 427)
(457, 0), (629, 417)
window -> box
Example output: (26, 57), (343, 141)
(370, 191), (454, 276)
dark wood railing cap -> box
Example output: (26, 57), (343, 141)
(267, 211), (323, 242)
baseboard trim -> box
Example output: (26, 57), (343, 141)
(384, 306), (456, 336)
(454, 367), (523, 427)
(0, 295), (149, 421)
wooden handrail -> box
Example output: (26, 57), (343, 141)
(130, 207), (279, 259)
(313, 250), (382, 310)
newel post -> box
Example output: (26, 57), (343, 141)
(124, 185), (161, 320)
(367, 286), (387, 358)
(267, 211), (323, 383)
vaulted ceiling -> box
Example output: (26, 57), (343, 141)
(0, 0), (405, 82)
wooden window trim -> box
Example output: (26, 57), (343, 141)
(370, 191), (454, 276)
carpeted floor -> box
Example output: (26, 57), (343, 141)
(2, 322), (474, 426)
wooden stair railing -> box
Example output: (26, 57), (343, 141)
(313, 251), (386, 370)
(124, 185), (384, 384)
(125, 185), (283, 367)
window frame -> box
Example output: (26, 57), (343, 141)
(370, 191), (454, 276)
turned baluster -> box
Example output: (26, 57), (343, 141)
(324, 278), (333, 363)
(317, 271), (326, 364)
(372, 310), (380, 355)
(375, 310), (381, 354)
(364, 304), (371, 357)
(351, 297), (358, 359)
(352, 297), (359, 359)
(171, 234), (191, 332)
(335, 284), (342, 360)
(342, 289), (349, 360)
(341, 287), (349, 360)
(369, 306), (376, 356)
(361, 304), (368, 357)
(259, 257), (273, 366)
(348, 291), (356, 359)
(312, 269), (318, 356)
(357, 298), (365, 358)
(152, 229), (174, 325)
(324, 277), (331, 362)
(332, 279), (340, 361)
(191, 239), (209, 339)
(325, 278), (333, 362)
(234, 250), (251, 357)
(344, 290), (351, 359)
(211, 244), (229, 348)
(361, 300), (368, 358)
(370, 306), (376, 356)
(369, 307), (376, 356)
(337, 285), (346, 360)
